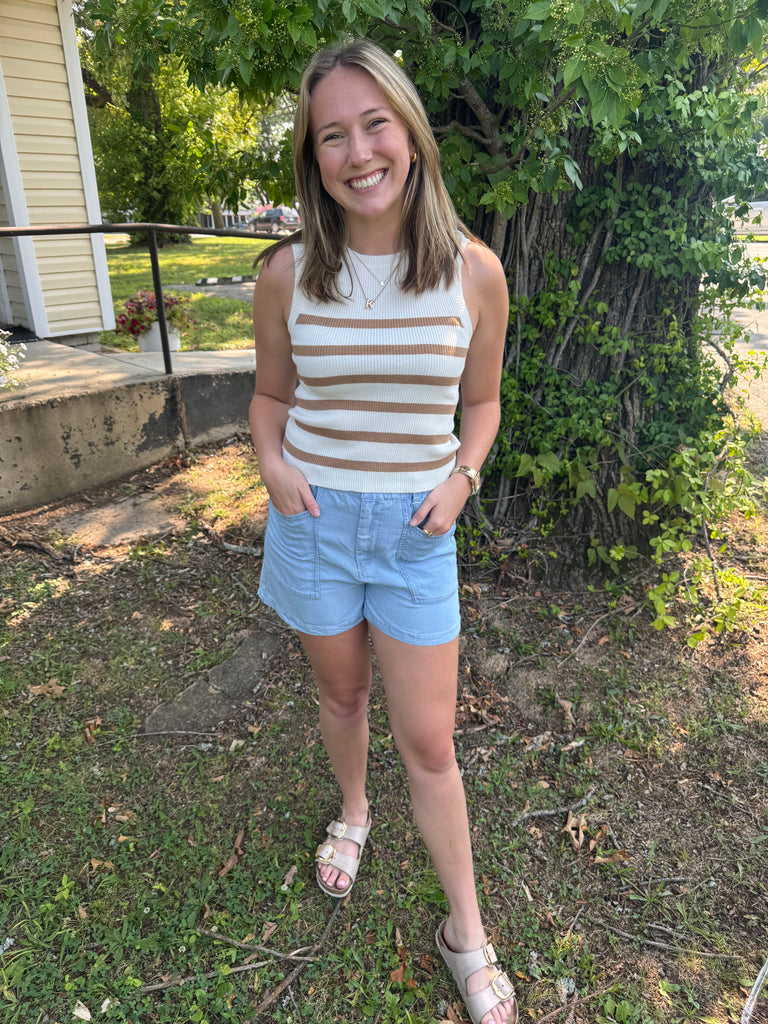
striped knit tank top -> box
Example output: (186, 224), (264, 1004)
(282, 240), (472, 493)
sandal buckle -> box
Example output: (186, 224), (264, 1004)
(483, 939), (497, 966)
(490, 971), (514, 1000)
(316, 843), (336, 863)
(328, 820), (347, 840)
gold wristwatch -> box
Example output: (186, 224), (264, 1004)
(450, 465), (481, 496)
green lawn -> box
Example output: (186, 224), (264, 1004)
(102, 236), (272, 352)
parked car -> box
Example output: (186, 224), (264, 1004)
(249, 205), (300, 235)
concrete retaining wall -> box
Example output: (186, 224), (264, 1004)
(1, 362), (254, 513)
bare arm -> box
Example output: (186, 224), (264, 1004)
(249, 246), (320, 516)
(410, 240), (509, 533)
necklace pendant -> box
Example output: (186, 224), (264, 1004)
(365, 298), (374, 310)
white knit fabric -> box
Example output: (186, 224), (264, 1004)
(282, 242), (472, 493)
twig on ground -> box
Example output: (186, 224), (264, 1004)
(136, 730), (220, 738)
(138, 910), (340, 998)
(534, 985), (615, 1022)
(200, 522), (262, 556)
(0, 527), (64, 560)
(557, 605), (639, 667)
(138, 960), (268, 994)
(511, 790), (595, 829)
(454, 721), (502, 736)
(197, 929), (315, 962)
(588, 916), (742, 958)
(244, 901), (343, 1020)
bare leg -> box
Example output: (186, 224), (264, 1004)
(370, 624), (516, 1024)
(298, 622), (372, 893)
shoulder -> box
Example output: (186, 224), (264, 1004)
(462, 238), (505, 287)
(260, 240), (297, 278)
(253, 242), (298, 327)
(460, 239), (508, 323)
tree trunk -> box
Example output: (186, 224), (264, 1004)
(210, 200), (225, 229)
(126, 64), (190, 245)
(437, 91), (710, 576)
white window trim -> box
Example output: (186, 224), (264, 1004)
(0, 65), (50, 337)
(58, 0), (115, 330)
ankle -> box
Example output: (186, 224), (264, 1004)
(444, 915), (486, 953)
(340, 800), (369, 826)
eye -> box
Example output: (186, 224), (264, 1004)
(367, 117), (387, 130)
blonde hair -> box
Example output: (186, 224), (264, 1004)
(260, 39), (469, 302)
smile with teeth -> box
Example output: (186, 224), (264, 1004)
(347, 170), (386, 191)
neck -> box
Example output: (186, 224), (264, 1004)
(346, 219), (400, 256)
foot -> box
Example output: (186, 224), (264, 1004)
(438, 919), (518, 1024)
(315, 808), (371, 897)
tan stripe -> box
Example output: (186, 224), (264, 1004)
(284, 439), (456, 473)
(299, 374), (461, 387)
(292, 343), (469, 357)
(296, 314), (463, 329)
(295, 398), (456, 414)
(295, 422), (453, 445)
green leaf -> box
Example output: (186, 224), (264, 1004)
(562, 54), (584, 90)
(525, 0), (552, 18)
(576, 478), (596, 500)
(618, 490), (636, 518)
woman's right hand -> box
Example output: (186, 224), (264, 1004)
(262, 463), (320, 517)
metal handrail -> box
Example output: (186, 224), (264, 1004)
(0, 222), (266, 374)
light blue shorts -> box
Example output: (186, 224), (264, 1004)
(258, 487), (460, 646)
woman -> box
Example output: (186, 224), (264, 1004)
(249, 39), (515, 1024)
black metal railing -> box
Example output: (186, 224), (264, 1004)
(0, 222), (268, 374)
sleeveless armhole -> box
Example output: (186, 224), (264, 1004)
(286, 243), (304, 331)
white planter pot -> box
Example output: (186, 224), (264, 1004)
(137, 322), (181, 352)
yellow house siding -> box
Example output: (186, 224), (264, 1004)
(0, 0), (108, 337)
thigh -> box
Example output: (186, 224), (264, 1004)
(299, 622), (373, 701)
(370, 624), (459, 766)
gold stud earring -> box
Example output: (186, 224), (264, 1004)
(410, 152), (417, 164)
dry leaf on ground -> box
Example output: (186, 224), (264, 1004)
(562, 811), (587, 850)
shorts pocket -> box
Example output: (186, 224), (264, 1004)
(263, 501), (320, 598)
(396, 518), (457, 605)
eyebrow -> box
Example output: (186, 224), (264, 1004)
(315, 107), (388, 138)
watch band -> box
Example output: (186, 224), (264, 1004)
(450, 465), (481, 496)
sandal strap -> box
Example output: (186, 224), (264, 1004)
(315, 842), (362, 878)
(443, 939), (500, 985)
(325, 817), (371, 846)
(464, 971), (517, 1023)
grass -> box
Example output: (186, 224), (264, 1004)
(1, 438), (767, 1023)
(102, 236), (271, 352)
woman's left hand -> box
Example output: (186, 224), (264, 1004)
(409, 474), (473, 536)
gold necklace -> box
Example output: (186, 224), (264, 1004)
(348, 250), (399, 310)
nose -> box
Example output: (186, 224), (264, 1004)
(347, 128), (372, 166)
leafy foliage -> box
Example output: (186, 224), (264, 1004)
(81, 0), (768, 578)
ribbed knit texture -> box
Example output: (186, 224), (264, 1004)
(282, 242), (471, 493)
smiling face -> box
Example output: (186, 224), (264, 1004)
(309, 65), (415, 252)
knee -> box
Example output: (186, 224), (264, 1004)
(319, 680), (370, 720)
(399, 734), (457, 777)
